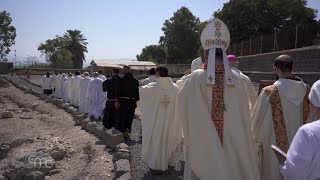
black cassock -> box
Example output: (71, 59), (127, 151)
(118, 73), (140, 133)
(102, 74), (120, 129)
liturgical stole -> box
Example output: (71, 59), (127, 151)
(211, 64), (225, 145)
(264, 85), (310, 152)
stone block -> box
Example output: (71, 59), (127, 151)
(74, 114), (87, 126)
(92, 123), (104, 138)
(116, 143), (129, 151)
(116, 172), (131, 180)
(85, 122), (93, 132)
(101, 129), (124, 149)
(114, 159), (131, 179)
(81, 118), (91, 129)
(113, 151), (130, 162)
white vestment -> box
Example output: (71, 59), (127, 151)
(60, 76), (67, 102)
(99, 74), (107, 81)
(191, 57), (202, 72)
(70, 75), (83, 106)
(176, 74), (191, 89)
(42, 76), (52, 90)
(251, 78), (308, 180)
(232, 67), (257, 114)
(178, 69), (260, 180)
(140, 77), (181, 171)
(141, 75), (156, 86)
(280, 120), (320, 180)
(52, 74), (61, 98)
(86, 77), (104, 119)
(79, 77), (91, 113)
(64, 77), (73, 103)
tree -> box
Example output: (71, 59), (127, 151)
(136, 45), (167, 64)
(214, 0), (317, 42)
(38, 36), (73, 68)
(0, 11), (16, 62)
(63, 29), (88, 69)
(160, 7), (200, 64)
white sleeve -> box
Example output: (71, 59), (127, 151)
(280, 127), (316, 180)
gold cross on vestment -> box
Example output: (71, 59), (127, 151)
(160, 95), (171, 108)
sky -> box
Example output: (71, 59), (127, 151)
(1, 0), (320, 65)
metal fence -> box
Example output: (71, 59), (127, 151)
(228, 23), (319, 57)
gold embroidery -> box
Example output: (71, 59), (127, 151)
(211, 64), (225, 145)
(303, 85), (310, 124)
(160, 95), (171, 108)
(264, 85), (289, 152)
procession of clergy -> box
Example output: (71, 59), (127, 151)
(42, 19), (320, 180)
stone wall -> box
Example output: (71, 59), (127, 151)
(238, 45), (320, 85)
(159, 64), (189, 76)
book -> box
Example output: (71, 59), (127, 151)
(271, 145), (287, 165)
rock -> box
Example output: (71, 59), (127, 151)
(48, 169), (62, 175)
(85, 122), (93, 132)
(116, 143), (129, 151)
(81, 118), (91, 129)
(1, 111), (13, 118)
(92, 123), (104, 138)
(3, 152), (55, 179)
(22, 108), (32, 112)
(114, 159), (131, 178)
(66, 106), (78, 116)
(25, 171), (45, 180)
(74, 114), (87, 126)
(0, 144), (10, 160)
(112, 151), (130, 162)
(101, 129), (124, 149)
(50, 150), (65, 161)
(20, 115), (33, 120)
(116, 172), (132, 180)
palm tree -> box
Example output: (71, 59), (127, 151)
(63, 30), (88, 69)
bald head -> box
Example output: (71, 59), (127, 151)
(274, 54), (293, 73)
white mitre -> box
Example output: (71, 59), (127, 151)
(191, 57), (202, 72)
(200, 18), (233, 85)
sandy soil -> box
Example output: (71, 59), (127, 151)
(0, 78), (114, 180)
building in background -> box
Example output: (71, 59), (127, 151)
(90, 60), (156, 76)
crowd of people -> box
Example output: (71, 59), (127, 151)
(42, 67), (139, 136)
(40, 19), (320, 180)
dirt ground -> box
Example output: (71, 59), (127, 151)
(0, 78), (114, 180)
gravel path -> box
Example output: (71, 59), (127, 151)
(126, 119), (184, 180)
(0, 78), (113, 179)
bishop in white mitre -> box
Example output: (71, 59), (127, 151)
(139, 66), (181, 171)
(251, 54), (311, 180)
(178, 19), (260, 180)
(227, 54), (257, 115)
(79, 72), (91, 114)
(86, 72), (104, 119)
(70, 71), (83, 107)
